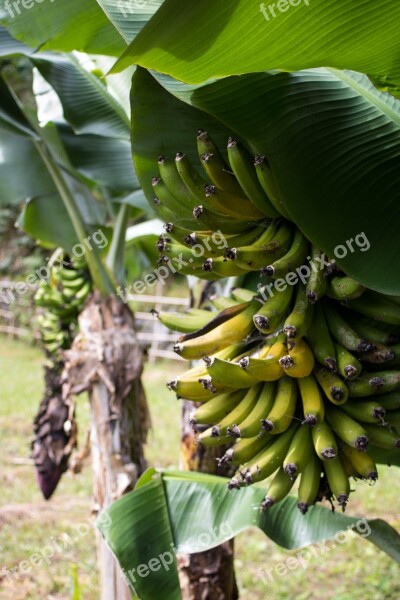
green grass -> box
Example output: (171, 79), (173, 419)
(0, 338), (399, 600)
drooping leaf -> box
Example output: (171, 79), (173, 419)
(131, 68), (400, 294)
(0, 0), (124, 55)
(97, 469), (400, 600)
(96, 0), (164, 44)
(115, 0), (400, 87)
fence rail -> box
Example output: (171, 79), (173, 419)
(0, 280), (187, 361)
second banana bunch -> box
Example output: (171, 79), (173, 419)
(151, 130), (400, 514)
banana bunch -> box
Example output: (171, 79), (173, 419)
(35, 253), (92, 356)
(152, 131), (312, 279)
(153, 130), (400, 513)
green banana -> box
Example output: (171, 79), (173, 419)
(228, 382), (276, 438)
(347, 371), (400, 397)
(348, 292), (400, 325)
(254, 155), (291, 219)
(306, 302), (337, 371)
(360, 343), (395, 365)
(306, 246), (328, 303)
(342, 400), (386, 425)
(312, 420), (338, 460)
(238, 338), (285, 382)
(157, 309), (215, 334)
(338, 441), (378, 481)
(227, 137), (280, 218)
(324, 301), (374, 353)
(378, 392), (400, 411)
(351, 315), (400, 346)
(260, 466), (297, 510)
(326, 276), (365, 301)
(324, 455), (350, 510)
(234, 221), (293, 271)
(261, 376), (297, 434)
(219, 434), (272, 466)
(334, 343), (363, 379)
(205, 355), (260, 389)
(283, 283), (313, 339)
(314, 365), (349, 405)
(197, 129), (245, 196)
(283, 425), (314, 478)
(362, 424), (400, 449)
(298, 374), (325, 426)
(297, 454), (322, 514)
(253, 284), (294, 334)
(263, 229), (309, 279)
(202, 384), (262, 439)
(190, 389), (246, 426)
(228, 422), (298, 488)
(325, 405), (369, 451)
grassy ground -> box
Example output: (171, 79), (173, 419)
(0, 338), (399, 599)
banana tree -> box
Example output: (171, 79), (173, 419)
(0, 26), (161, 599)
(2, 1), (400, 599)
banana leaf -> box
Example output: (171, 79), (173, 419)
(114, 0), (400, 87)
(97, 468), (400, 600)
(131, 67), (400, 295)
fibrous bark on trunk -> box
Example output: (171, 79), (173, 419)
(62, 291), (150, 600)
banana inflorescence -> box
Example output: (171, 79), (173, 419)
(35, 251), (92, 356)
(151, 131), (400, 514)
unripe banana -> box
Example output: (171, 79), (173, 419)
(312, 420), (338, 460)
(227, 137), (280, 218)
(228, 422), (298, 488)
(298, 374), (325, 426)
(238, 338), (285, 382)
(204, 384), (262, 439)
(263, 229), (309, 280)
(306, 246), (328, 303)
(254, 155), (291, 219)
(219, 434), (272, 466)
(341, 399), (386, 425)
(197, 130), (245, 197)
(351, 316), (400, 346)
(228, 382), (276, 438)
(260, 466), (297, 510)
(297, 454), (322, 514)
(253, 285), (294, 334)
(283, 283), (313, 340)
(314, 365), (349, 405)
(334, 343), (362, 379)
(325, 405), (369, 451)
(348, 291), (400, 325)
(158, 309), (215, 333)
(361, 343), (396, 365)
(338, 441), (378, 481)
(324, 455), (350, 510)
(347, 371), (400, 397)
(234, 221), (293, 271)
(378, 392), (400, 411)
(190, 389), (246, 426)
(283, 425), (314, 478)
(326, 276), (365, 301)
(362, 424), (400, 449)
(261, 376), (297, 434)
(204, 355), (259, 389)
(307, 303), (337, 371)
(279, 338), (315, 378)
(324, 301), (373, 353)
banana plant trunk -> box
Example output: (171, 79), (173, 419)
(63, 292), (150, 600)
(179, 401), (238, 600)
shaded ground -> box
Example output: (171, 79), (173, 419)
(0, 339), (399, 599)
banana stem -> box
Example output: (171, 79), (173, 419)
(34, 141), (115, 297)
(105, 202), (130, 286)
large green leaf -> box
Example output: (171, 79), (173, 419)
(97, 469), (400, 600)
(96, 0), (164, 44)
(0, 0), (124, 55)
(131, 68), (400, 294)
(115, 0), (400, 86)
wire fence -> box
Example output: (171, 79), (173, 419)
(0, 280), (189, 361)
